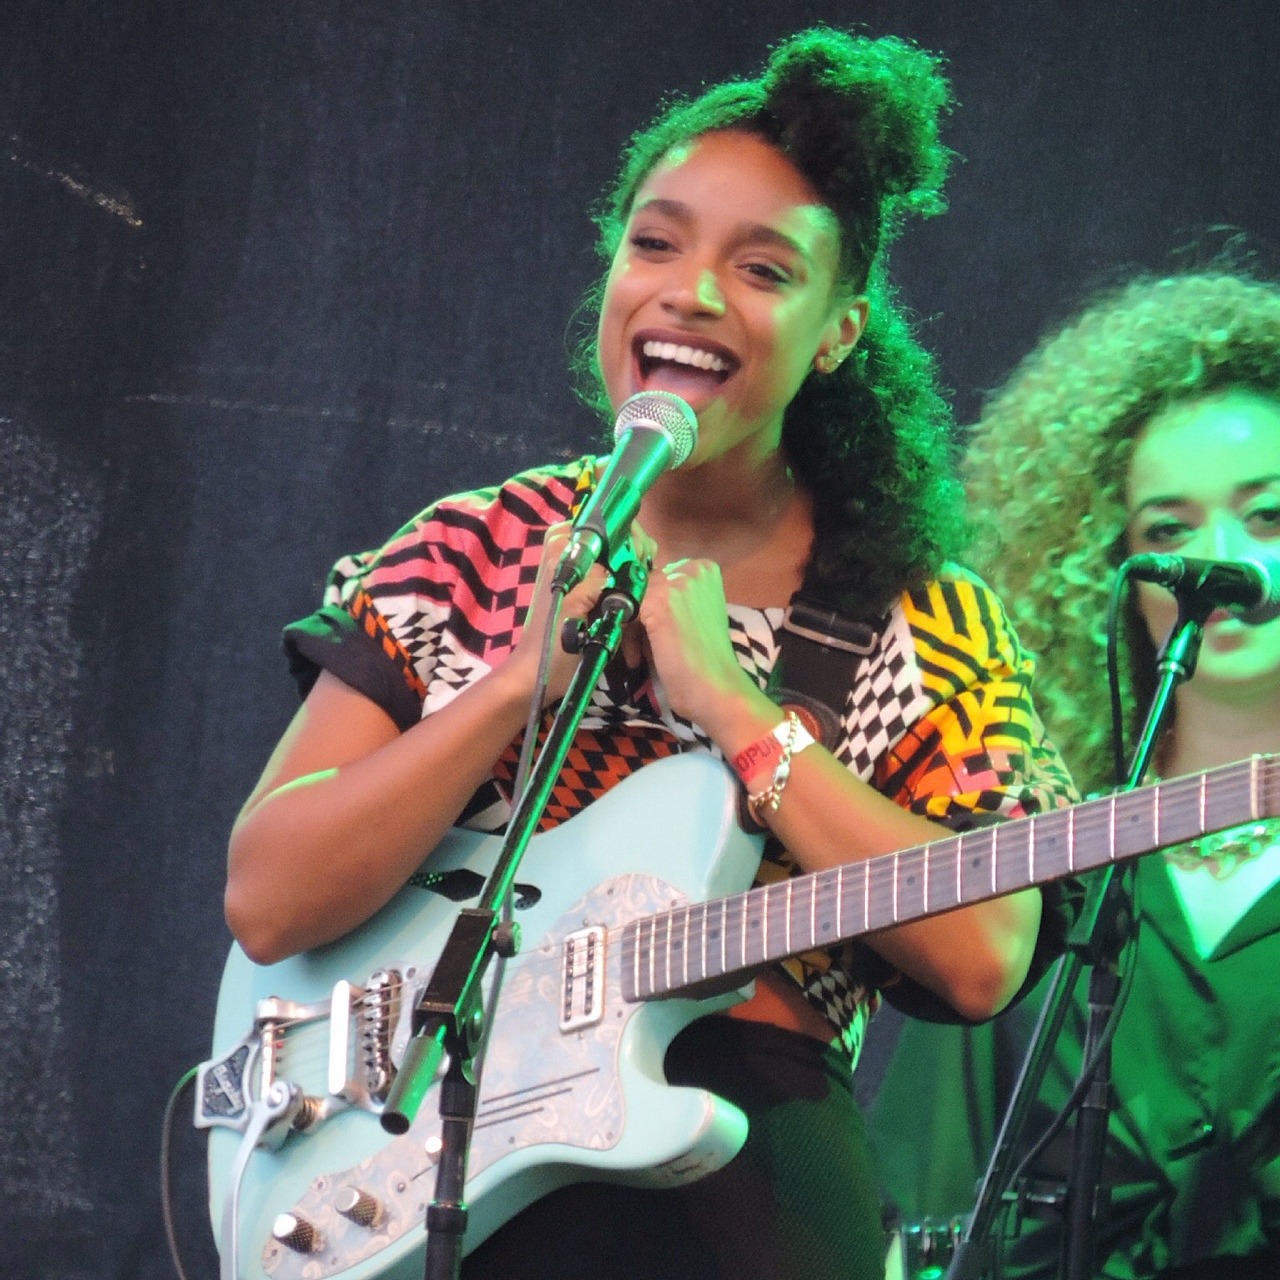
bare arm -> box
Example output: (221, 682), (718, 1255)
(225, 524), (606, 965)
(720, 720), (1041, 1021)
(225, 664), (536, 964)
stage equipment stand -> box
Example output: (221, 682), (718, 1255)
(947, 588), (1214, 1280)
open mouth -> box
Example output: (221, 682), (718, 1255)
(1207, 608), (1246, 627)
(634, 334), (738, 400)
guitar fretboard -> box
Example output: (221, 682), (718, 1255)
(620, 754), (1280, 1002)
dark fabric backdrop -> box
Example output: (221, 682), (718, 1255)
(2, 2), (1277, 1276)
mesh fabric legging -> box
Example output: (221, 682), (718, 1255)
(462, 1014), (886, 1280)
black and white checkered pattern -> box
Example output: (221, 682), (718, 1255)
(837, 604), (930, 781)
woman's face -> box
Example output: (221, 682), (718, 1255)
(1126, 387), (1280, 694)
(596, 129), (865, 468)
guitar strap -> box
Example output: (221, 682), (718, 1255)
(771, 593), (883, 747)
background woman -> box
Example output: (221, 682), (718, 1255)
(873, 269), (1280, 1280)
(225, 28), (1076, 1280)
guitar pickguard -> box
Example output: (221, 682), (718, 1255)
(262, 872), (699, 1279)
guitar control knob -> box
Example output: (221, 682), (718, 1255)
(336, 1186), (383, 1229)
(272, 1212), (323, 1253)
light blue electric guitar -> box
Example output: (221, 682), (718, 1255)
(198, 751), (1280, 1280)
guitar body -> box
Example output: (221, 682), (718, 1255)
(206, 754), (763, 1280)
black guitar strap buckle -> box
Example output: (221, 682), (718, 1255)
(781, 599), (881, 656)
(773, 596), (882, 750)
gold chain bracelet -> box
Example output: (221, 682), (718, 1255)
(747, 710), (800, 822)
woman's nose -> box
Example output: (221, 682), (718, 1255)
(663, 265), (725, 318)
(1202, 514), (1250, 561)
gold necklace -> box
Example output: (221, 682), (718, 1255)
(1163, 817), (1280, 881)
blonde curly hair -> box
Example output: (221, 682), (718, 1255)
(965, 272), (1280, 796)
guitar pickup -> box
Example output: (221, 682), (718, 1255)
(560, 926), (606, 1031)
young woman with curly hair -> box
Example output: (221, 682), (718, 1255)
(874, 271), (1280, 1280)
(222, 27), (1076, 1280)
(967, 271), (1280, 799)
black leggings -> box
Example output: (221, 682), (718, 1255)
(462, 1016), (886, 1280)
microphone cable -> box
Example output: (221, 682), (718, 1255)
(1106, 560), (1131, 789)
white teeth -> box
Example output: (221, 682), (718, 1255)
(641, 340), (728, 373)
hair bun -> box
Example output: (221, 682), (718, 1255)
(762, 28), (951, 223)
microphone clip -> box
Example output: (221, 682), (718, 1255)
(551, 528), (605, 595)
(560, 544), (649, 655)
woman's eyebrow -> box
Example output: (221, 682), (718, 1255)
(1235, 474), (1280, 494)
(632, 196), (693, 224)
(1131, 475), (1280, 515)
(1129, 495), (1190, 516)
(735, 223), (811, 264)
(631, 197), (813, 265)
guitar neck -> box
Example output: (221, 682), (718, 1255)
(621, 754), (1280, 1003)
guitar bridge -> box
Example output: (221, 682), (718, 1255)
(328, 969), (401, 1108)
(559, 926), (606, 1031)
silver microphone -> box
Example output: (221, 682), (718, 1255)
(552, 391), (698, 592)
(1126, 553), (1280, 624)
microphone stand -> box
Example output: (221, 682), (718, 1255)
(378, 551), (649, 1280)
(946, 594), (1212, 1280)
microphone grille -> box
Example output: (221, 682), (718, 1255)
(1244, 555), (1280, 623)
(614, 392), (698, 467)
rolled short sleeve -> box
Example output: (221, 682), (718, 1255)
(280, 460), (592, 731)
(866, 575), (1084, 1021)
(283, 597), (425, 732)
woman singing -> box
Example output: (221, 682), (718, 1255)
(225, 27), (1077, 1280)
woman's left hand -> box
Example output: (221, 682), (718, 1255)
(638, 557), (766, 737)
